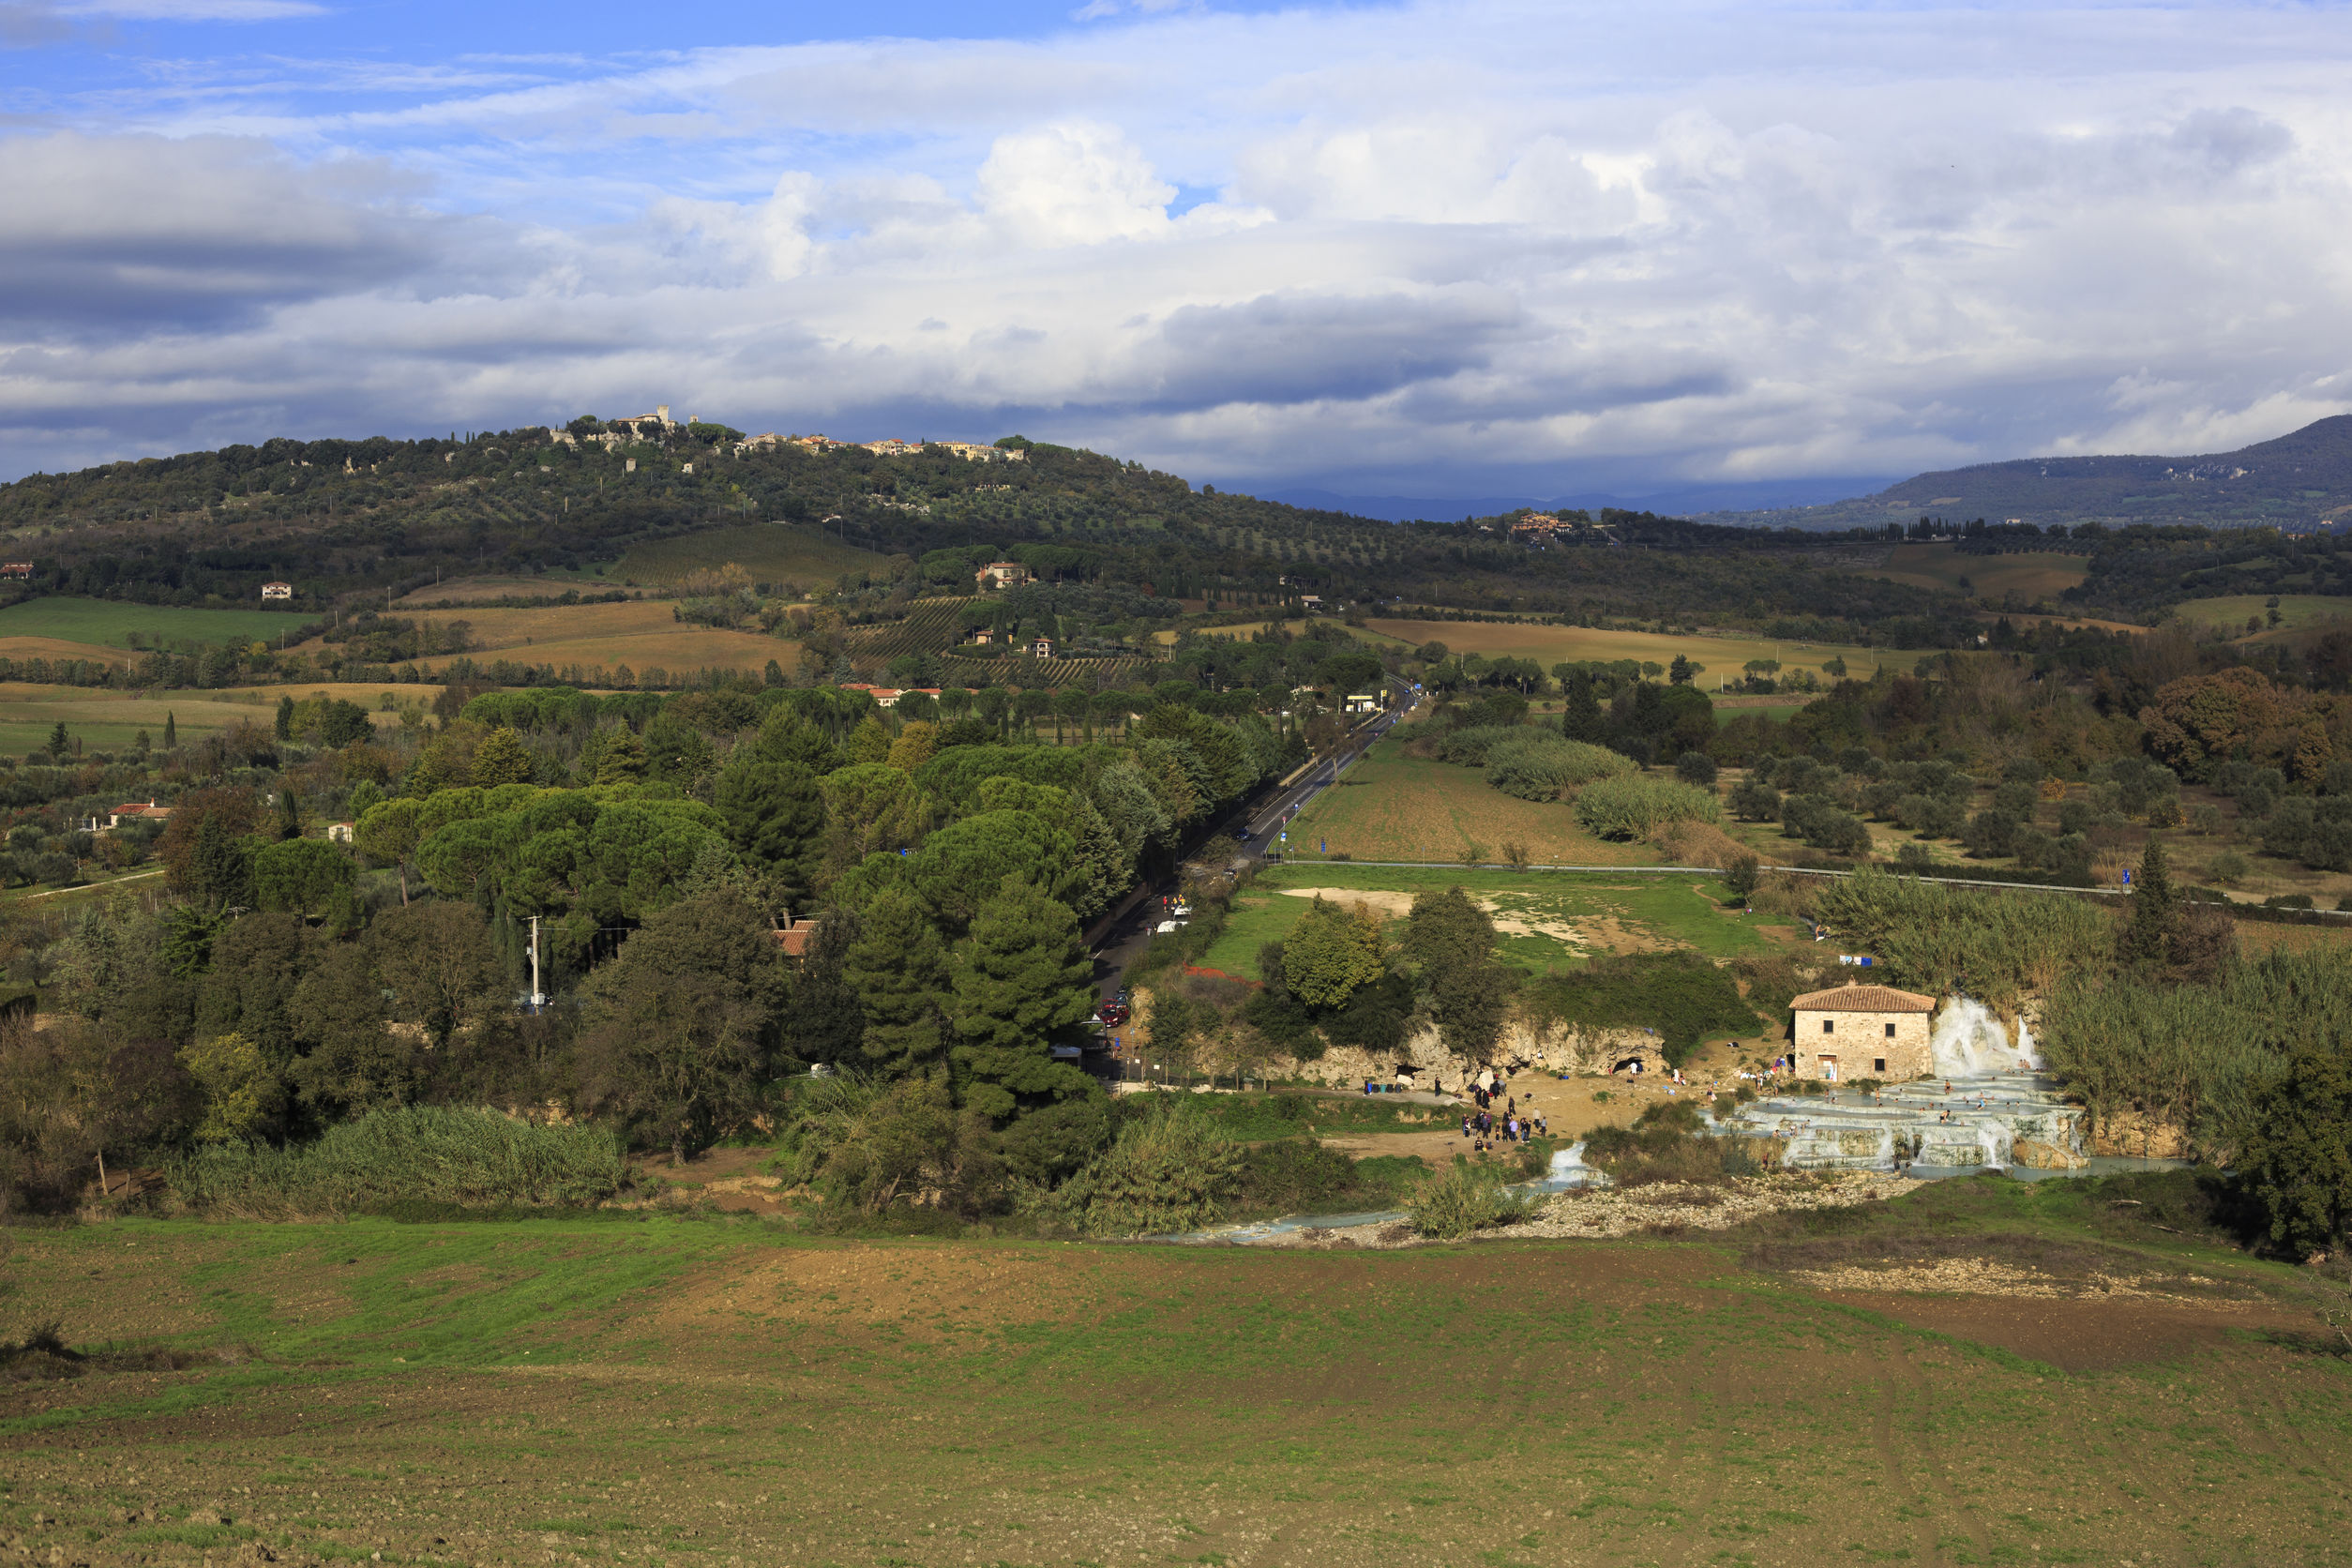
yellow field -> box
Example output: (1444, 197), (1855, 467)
(0, 636), (134, 668)
(2171, 594), (2352, 640)
(294, 601), (800, 677)
(1868, 543), (2089, 598)
(614, 522), (886, 589)
(1358, 618), (1890, 686)
(1281, 741), (1661, 866)
(1994, 610), (2150, 635)
(394, 575), (576, 605)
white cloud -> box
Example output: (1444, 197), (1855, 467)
(4, 0), (2352, 495)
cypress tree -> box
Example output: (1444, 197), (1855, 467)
(1560, 676), (1605, 744)
(2119, 837), (2180, 970)
(164, 711), (176, 748)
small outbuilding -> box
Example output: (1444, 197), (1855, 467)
(1787, 981), (1937, 1082)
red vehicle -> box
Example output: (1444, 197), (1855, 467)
(1096, 1000), (1131, 1026)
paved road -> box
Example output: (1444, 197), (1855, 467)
(1079, 697), (1416, 1082)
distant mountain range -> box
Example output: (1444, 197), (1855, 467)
(1255, 476), (1894, 523)
(1260, 415), (2352, 532)
(1711, 415), (2352, 532)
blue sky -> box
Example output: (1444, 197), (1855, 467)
(5, 1), (2351, 505)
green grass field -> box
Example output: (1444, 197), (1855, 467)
(2171, 594), (2352, 639)
(0, 596), (309, 650)
(613, 521), (887, 589)
(1200, 863), (1785, 977)
(1718, 701), (1802, 725)
(1281, 739), (1666, 867)
(0, 686), (309, 758)
(2, 1181), (2344, 1568)
(1870, 543), (2091, 599)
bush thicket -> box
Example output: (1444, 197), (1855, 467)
(164, 1105), (625, 1214)
(1573, 774), (1722, 839)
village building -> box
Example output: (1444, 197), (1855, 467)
(974, 561), (1032, 589)
(1030, 636), (1055, 658)
(86, 800), (173, 834)
(1787, 981), (1937, 1081)
(260, 581), (292, 600)
(772, 914), (822, 961)
(0, 564), (30, 580)
(326, 822), (355, 844)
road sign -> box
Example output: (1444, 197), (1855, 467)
(2121, 869), (2132, 887)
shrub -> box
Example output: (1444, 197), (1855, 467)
(1020, 1104), (1244, 1237)
(1407, 1157), (1537, 1240)
(1484, 732), (1636, 800)
(773, 1074), (1008, 1214)
(1573, 774), (1721, 840)
(1727, 776), (1782, 822)
(2039, 950), (2352, 1161)
(164, 1106), (626, 1214)
(1521, 950), (1758, 1066)
(1429, 724), (1522, 766)
(1809, 867), (2112, 1010)
(1673, 750), (1719, 787)
(1583, 1100), (1782, 1186)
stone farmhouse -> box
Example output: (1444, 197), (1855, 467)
(975, 561), (1033, 589)
(1788, 981), (1937, 1081)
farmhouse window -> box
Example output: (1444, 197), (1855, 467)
(1884, 1022), (1896, 1037)
(1822, 1019), (1834, 1033)
(1874, 1058), (1888, 1074)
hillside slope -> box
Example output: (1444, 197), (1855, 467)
(1757, 415), (2352, 532)
(0, 423), (1989, 647)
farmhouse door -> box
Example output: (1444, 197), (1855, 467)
(1818, 1054), (1838, 1081)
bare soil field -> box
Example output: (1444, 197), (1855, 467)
(3, 1202), (2343, 1568)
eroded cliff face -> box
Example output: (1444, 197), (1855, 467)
(1267, 1016), (1664, 1090)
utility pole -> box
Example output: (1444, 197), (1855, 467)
(529, 915), (545, 1010)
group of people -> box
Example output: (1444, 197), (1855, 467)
(1460, 1079), (1546, 1153)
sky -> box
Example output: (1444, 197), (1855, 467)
(5, 0), (2351, 506)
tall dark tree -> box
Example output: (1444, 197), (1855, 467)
(841, 887), (952, 1078)
(779, 907), (867, 1069)
(1404, 884), (1511, 1059)
(715, 757), (824, 912)
(1560, 676), (1605, 744)
(2118, 837), (2180, 970)
(369, 901), (507, 1049)
(574, 890), (785, 1165)
(2239, 1043), (2352, 1259)
(949, 875), (1096, 1121)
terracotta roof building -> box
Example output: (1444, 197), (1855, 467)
(1787, 981), (1937, 1083)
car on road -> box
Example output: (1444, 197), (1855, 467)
(1171, 902), (1193, 917)
(1154, 919), (1180, 935)
(1096, 1000), (1131, 1026)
